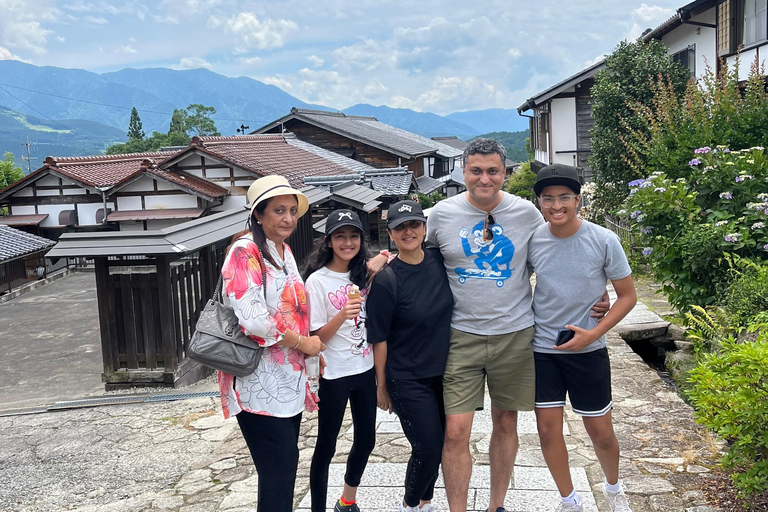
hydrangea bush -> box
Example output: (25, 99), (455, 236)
(626, 146), (768, 310)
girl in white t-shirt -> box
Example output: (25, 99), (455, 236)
(303, 209), (381, 512)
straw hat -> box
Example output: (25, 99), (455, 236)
(246, 175), (309, 218)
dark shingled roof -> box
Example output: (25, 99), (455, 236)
(0, 225), (56, 263)
(369, 173), (414, 196)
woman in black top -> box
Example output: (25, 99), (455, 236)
(367, 200), (454, 512)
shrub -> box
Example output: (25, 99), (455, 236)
(589, 38), (690, 215)
(502, 161), (536, 203)
(416, 190), (445, 209)
(687, 331), (768, 498)
(725, 258), (768, 325)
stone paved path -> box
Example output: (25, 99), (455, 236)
(0, 280), (722, 512)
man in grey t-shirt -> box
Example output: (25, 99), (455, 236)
(427, 139), (543, 512)
(427, 141), (608, 512)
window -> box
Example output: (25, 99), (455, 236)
(672, 45), (696, 77)
(533, 108), (549, 152)
(718, 0), (768, 54)
(744, 0), (768, 45)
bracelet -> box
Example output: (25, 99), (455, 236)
(293, 335), (301, 350)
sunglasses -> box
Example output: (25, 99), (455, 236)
(391, 220), (424, 231)
(483, 213), (495, 242)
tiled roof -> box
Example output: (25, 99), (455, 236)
(0, 225), (56, 262)
(146, 168), (229, 199)
(47, 152), (177, 189)
(285, 135), (379, 175)
(369, 173), (414, 196)
(257, 109), (441, 159)
(188, 135), (357, 188)
(356, 119), (463, 159)
(415, 175), (444, 195)
(432, 136), (468, 151)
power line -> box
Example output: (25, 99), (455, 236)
(0, 84), (71, 130)
(0, 81), (267, 124)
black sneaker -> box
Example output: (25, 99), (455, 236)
(335, 501), (360, 512)
(485, 508), (506, 512)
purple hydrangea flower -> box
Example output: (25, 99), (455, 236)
(694, 146), (712, 154)
(719, 192), (733, 199)
(764, 244), (768, 250)
(654, 187), (666, 193)
(735, 175), (753, 182)
(724, 233), (742, 243)
(688, 158), (702, 166)
(628, 179), (645, 187)
(642, 247), (653, 256)
(630, 210), (642, 219)
(724, 148), (731, 153)
(641, 227), (655, 234)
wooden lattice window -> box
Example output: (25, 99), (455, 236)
(718, 0), (733, 54)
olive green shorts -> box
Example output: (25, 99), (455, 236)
(443, 327), (536, 415)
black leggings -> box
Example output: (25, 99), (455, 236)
(237, 410), (302, 512)
(310, 368), (377, 512)
(388, 376), (446, 507)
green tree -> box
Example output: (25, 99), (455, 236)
(185, 104), (220, 136)
(471, 130), (530, 163)
(128, 107), (145, 140)
(169, 108), (187, 135)
(0, 152), (25, 188)
(588, 39), (690, 218)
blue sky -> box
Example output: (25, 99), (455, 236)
(0, 0), (683, 114)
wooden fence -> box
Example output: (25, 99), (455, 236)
(95, 242), (228, 388)
(604, 214), (637, 249)
(0, 253), (73, 295)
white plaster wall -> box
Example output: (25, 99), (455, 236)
(13, 188), (34, 197)
(233, 170), (250, 178)
(62, 187), (87, 196)
(206, 168), (231, 178)
(728, 46), (767, 80)
(155, 180), (176, 191)
(37, 205), (75, 227)
(36, 176), (60, 187)
(120, 176), (155, 193)
(550, 98), (577, 166)
(661, 10), (717, 81)
(144, 194), (198, 210)
(233, 179), (253, 187)
(36, 189), (60, 197)
(117, 196), (142, 211)
(11, 205), (36, 215)
(77, 201), (114, 226)
(535, 148), (549, 166)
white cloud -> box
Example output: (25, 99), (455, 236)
(0, 45), (30, 62)
(508, 48), (522, 59)
(84, 15), (108, 24)
(633, 3), (674, 23)
(117, 44), (137, 54)
(211, 12), (298, 52)
(307, 54), (324, 67)
(239, 56), (262, 66)
(0, 0), (62, 55)
(177, 57), (212, 70)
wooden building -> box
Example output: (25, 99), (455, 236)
(253, 108), (463, 179)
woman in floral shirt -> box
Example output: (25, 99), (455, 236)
(219, 175), (325, 512)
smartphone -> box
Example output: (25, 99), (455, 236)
(555, 329), (575, 346)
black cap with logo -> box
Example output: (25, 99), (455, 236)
(325, 209), (364, 235)
(386, 200), (427, 229)
(533, 164), (582, 196)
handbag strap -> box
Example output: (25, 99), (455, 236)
(213, 237), (267, 303)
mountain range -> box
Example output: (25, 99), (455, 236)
(0, 60), (528, 168)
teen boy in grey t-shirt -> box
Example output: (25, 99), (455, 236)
(528, 164), (637, 512)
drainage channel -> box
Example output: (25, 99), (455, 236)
(0, 391), (220, 418)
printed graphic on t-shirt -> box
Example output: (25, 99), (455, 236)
(455, 219), (515, 288)
(327, 284), (370, 357)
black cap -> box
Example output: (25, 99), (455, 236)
(325, 209), (364, 235)
(534, 164), (582, 196)
(387, 200), (426, 229)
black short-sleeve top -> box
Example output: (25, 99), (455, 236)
(366, 247), (454, 380)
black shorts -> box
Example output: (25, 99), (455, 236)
(534, 348), (612, 417)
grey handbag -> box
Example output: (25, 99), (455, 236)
(188, 249), (267, 377)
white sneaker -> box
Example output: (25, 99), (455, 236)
(399, 503), (419, 512)
(555, 502), (583, 512)
(419, 504), (436, 512)
(604, 487), (632, 512)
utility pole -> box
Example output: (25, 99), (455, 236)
(21, 139), (36, 174)
(236, 124), (250, 135)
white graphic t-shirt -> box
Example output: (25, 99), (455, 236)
(305, 267), (373, 380)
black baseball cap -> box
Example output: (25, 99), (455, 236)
(534, 164), (582, 196)
(325, 209), (364, 235)
(387, 200), (426, 229)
